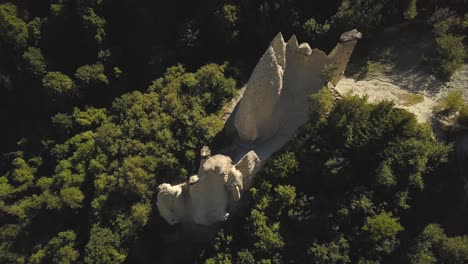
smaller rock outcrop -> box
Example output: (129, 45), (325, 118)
(156, 183), (185, 226)
(156, 147), (261, 226)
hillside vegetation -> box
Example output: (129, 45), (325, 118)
(0, 0), (466, 263)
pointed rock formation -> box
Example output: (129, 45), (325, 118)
(270, 33), (286, 69)
(234, 46), (283, 142)
(234, 30), (361, 148)
(328, 29), (363, 86)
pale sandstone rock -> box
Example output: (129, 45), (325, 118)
(234, 46), (283, 142)
(156, 183), (185, 225)
(298, 43), (312, 55)
(191, 154), (232, 225)
(233, 150), (261, 190)
(234, 30), (361, 146)
(271, 33), (286, 69)
(157, 149), (262, 226)
(328, 30), (362, 86)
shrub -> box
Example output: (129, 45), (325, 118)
(433, 35), (465, 80)
(436, 90), (464, 114)
(357, 61), (386, 79)
(267, 151), (298, 179)
(404, 0), (418, 20)
(398, 93), (424, 106)
(458, 104), (468, 125)
(309, 86), (335, 118)
(320, 64), (337, 84)
(22, 47), (46, 77)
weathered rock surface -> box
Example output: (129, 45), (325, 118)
(156, 147), (261, 226)
(156, 183), (185, 226)
(233, 30), (361, 160)
(234, 46), (283, 142)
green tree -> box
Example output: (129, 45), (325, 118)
(42, 72), (75, 98)
(131, 202), (151, 226)
(266, 151), (298, 179)
(27, 17), (42, 45)
(214, 4), (240, 42)
(404, 0), (418, 20)
(29, 230), (79, 264)
(22, 47), (46, 77)
(117, 156), (157, 200)
(303, 18), (330, 40)
(60, 187), (85, 209)
(410, 224), (468, 264)
(84, 226), (126, 264)
(247, 209), (285, 254)
(72, 107), (108, 129)
(81, 8), (106, 45)
(0, 3), (28, 50)
(434, 35), (466, 79)
(362, 212), (404, 254)
(308, 237), (351, 264)
(74, 63), (108, 91)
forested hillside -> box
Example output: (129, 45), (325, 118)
(0, 0), (466, 263)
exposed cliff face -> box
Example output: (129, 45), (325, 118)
(156, 30), (361, 227)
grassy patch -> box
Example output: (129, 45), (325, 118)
(434, 90), (464, 114)
(355, 61), (390, 79)
(397, 93), (424, 106)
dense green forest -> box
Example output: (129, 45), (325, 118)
(0, 0), (467, 263)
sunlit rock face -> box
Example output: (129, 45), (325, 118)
(234, 46), (284, 142)
(156, 148), (261, 226)
(234, 30), (362, 145)
(156, 30), (361, 227)
(156, 183), (185, 226)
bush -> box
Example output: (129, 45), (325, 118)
(436, 90), (464, 114)
(320, 64), (337, 84)
(356, 61), (386, 79)
(267, 151), (298, 179)
(309, 86), (335, 119)
(433, 35), (466, 79)
(428, 10), (467, 80)
(459, 104), (468, 125)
